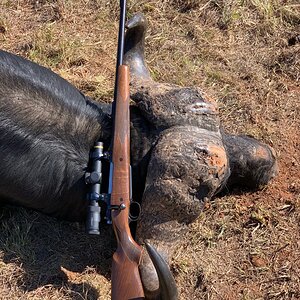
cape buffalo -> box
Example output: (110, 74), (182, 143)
(0, 13), (277, 299)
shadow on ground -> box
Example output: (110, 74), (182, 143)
(0, 204), (114, 299)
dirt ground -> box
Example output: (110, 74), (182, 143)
(0, 0), (299, 299)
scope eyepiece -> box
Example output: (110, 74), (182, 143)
(86, 201), (101, 235)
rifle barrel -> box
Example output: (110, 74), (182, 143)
(117, 0), (127, 67)
(113, 0), (127, 124)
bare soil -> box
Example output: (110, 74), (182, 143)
(0, 1), (299, 299)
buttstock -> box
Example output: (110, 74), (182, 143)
(111, 245), (144, 300)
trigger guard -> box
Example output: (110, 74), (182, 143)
(129, 201), (141, 222)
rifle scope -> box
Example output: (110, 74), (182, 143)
(85, 142), (104, 235)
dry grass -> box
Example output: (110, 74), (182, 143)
(0, 0), (299, 299)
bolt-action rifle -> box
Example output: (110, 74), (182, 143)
(109, 0), (144, 298)
(85, 1), (178, 299)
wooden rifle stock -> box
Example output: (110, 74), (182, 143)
(110, 65), (144, 300)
